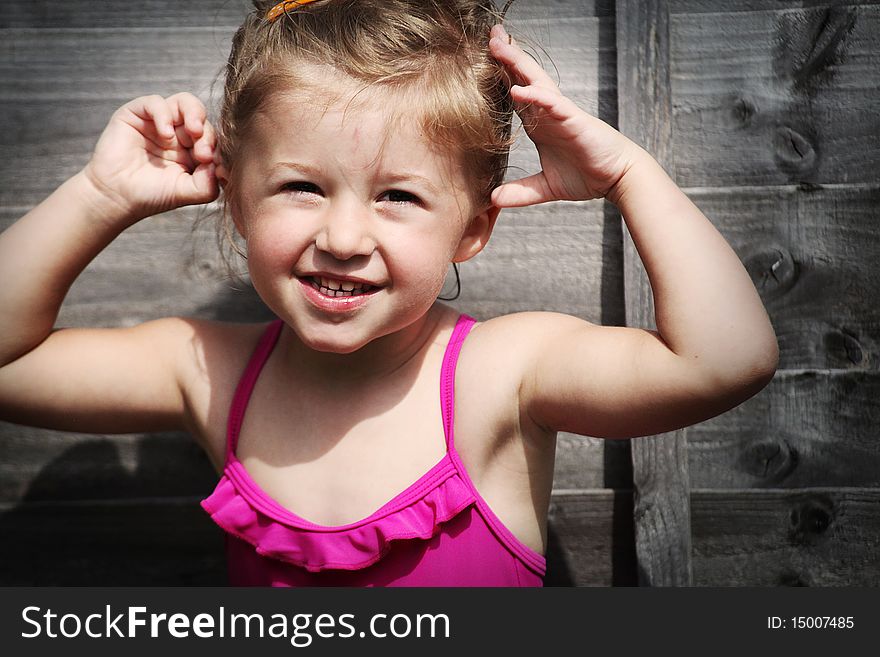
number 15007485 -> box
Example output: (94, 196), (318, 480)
(768, 616), (854, 629)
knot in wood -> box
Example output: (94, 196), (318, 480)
(739, 438), (798, 484)
(743, 246), (798, 301)
(788, 494), (835, 545)
(824, 328), (865, 367)
(773, 125), (819, 179)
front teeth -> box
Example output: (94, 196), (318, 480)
(311, 277), (373, 297)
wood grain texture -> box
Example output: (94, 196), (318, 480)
(685, 185), (880, 370)
(617, 0), (693, 587)
(691, 488), (880, 586)
(670, 5), (880, 187)
(687, 371), (880, 489)
(0, 206), (268, 328)
(545, 489), (637, 586)
(0, 30), (231, 100)
(0, 0), (249, 28)
(671, 0), (880, 15)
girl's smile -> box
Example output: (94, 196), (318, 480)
(298, 274), (381, 313)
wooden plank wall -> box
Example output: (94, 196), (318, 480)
(618, 0), (880, 585)
(1, 0), (876, 587)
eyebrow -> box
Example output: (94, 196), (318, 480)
(269, 161), (441, 196)
(269, 161), (324, 177)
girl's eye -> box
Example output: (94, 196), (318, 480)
(381, 189), (421, 205)
(281, 181), (321, 195)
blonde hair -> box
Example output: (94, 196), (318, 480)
(215, 0), (515, 263)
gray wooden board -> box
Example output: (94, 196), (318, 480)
(451, 201), (618, 322)
(687, 370), (880, 490)
(691, 488), (880, 586)
(0, 0), (251, 28)
(546, 489), (637, 586)
(687, 371), (880, 489)
(0, 29), (231, 99)
(671, 0), (880, 14)
(0, 490), (626, 586)
(685, 185), (880, 371)
(670, 5), (880, 187)
(0, 0), (615, 29)
(618, 0), (694, 586)
(0, 206), (256, 327)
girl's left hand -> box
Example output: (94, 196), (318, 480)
(488, 24), (642, 207)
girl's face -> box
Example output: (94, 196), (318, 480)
(231, 87), (497, 354)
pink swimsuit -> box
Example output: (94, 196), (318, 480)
(201, 313), (546, 586)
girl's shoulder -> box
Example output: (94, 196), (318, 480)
(165, 317), (276, 470)
(454, 310), (587, 428)
(463, 309), (591, 375)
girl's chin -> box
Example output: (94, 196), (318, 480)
(293, 323), (377, 354)
(305, 339), (368, 355)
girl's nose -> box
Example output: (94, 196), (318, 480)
(314, 203), (376, 260)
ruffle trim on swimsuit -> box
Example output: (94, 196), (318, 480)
(200, 455), (476, 573)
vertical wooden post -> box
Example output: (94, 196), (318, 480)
(615, 0), (693, 586)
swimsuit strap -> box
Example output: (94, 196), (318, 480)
(225, 319), (285, 462)
(440, 313), (477, 450)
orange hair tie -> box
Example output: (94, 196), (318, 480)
(266, 0), (319, 22)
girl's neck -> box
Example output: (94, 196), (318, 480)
(276, 304), (453, 391)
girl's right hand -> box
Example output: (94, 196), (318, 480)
(82, 93), (219, 224)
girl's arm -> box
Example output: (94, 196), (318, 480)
(0, 93), (219, 433)
(484, 26), (778, 439)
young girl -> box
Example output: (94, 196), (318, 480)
(0, 0), (777, 586)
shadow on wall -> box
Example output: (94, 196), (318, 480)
(0, 284), (278, 586)
(0, 435), (226, 585)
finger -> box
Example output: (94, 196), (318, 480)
(191, 119), (216, 163)
(489, 23), (509, 44)
(175, 161), (218, 206)
(491, 174), (553, 208)
(174, 122), (194, 149)
(509, 83), (576, 122)
(168, 92), (207, 136)
(128, 95), (176, 142)
(144, 142), (196, 170)
(489, 30), (557, 90)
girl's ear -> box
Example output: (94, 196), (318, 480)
(216, 163), (248, 239)
(452, 205), (501, 263)
(214, 151), (230, 190)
